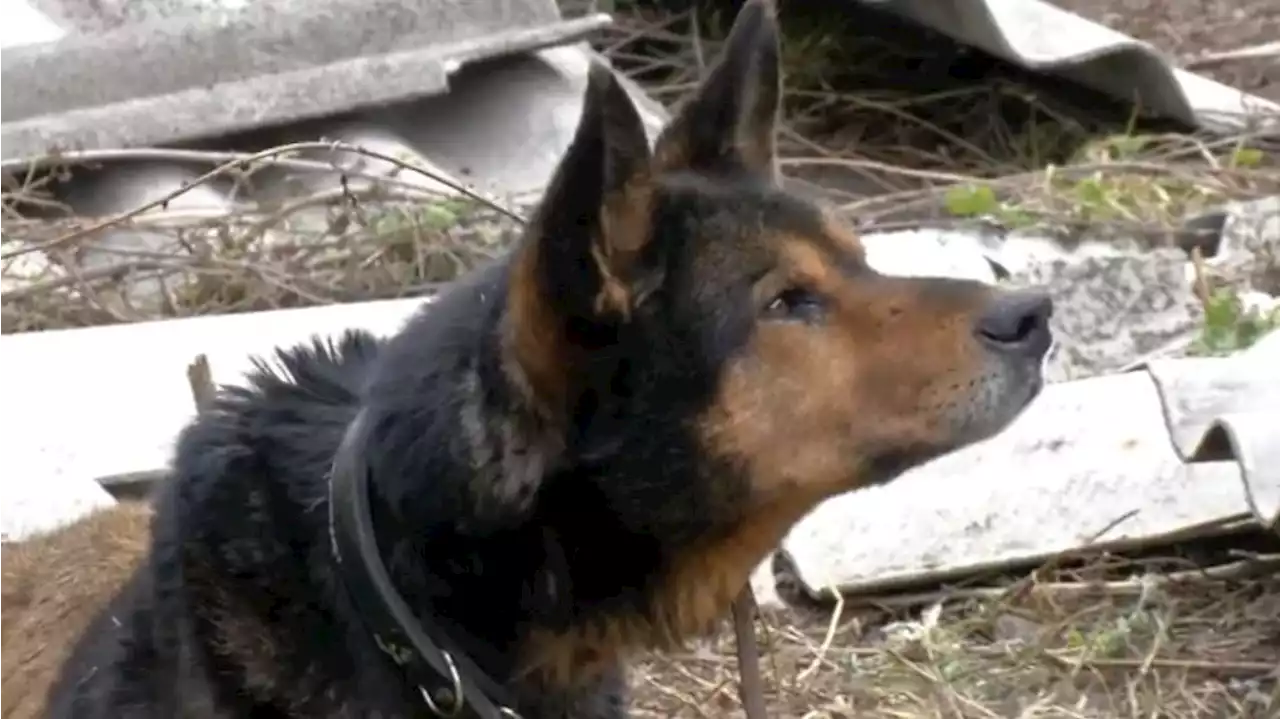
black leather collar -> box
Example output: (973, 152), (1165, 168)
(328, 407), (522, 719)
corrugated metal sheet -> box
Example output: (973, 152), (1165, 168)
(0, 296), (433, 541)
(1143, 330), (1280, 529)
(861, 0), (1280, 132)
(1, 1), (612, 159)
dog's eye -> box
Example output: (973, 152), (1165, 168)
(763, 287), (826, 322)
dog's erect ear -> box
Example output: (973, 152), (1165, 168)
(504, 62), (656, 414)
(653, 0), (782, 179)
(518, 62), (655, 320)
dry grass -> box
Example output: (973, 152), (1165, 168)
(2, 7), (1278, 716)
(596, 3), (1280, 228)
(630, 543), (1280, 718)
(0, 143), (528, 332)
(5, 130), (1277, 333)
(5, 4), (1279, 333)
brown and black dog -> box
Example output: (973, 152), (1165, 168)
(29, 1), (1052, 716)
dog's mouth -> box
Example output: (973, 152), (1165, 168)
(953, 286), (1055, 446)
(852, 282), (1057, 497)
(959, 332), (1052, 447)
(863, 365), (1045, 489)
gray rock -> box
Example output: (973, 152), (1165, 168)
(1207, 195), (1280, 297)
(1013, 249), (1203, 382)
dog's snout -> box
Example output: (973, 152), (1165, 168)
(974, 289), (1053, 357)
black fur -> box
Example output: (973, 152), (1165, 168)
(48, 180), (850, 719)
(45, 223), (767, 717)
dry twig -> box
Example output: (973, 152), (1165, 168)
(187, 354), (216, 414)
(731, 588), (769, 719)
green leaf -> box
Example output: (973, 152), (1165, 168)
(1202, 289), (1241, 330)
(1108, 135), (1151, 159)
(1065, 628), (1085, 649)
(419, 203), (461, 231)
(943, 184), (998, 217)
(1073, 176), (1107, 207)
(1230, 147), (1264, 168)
(995, 205), (1037, 228)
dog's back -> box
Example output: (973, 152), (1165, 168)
(2, 502), (153, 719)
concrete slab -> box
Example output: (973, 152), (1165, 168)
(0, 296), (430, 541)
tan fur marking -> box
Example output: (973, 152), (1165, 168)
(590, 245), (633, 320)
(702, 234), (986, 503)
(2, 502), (153, 719)
(518, 489), (821, 688)
(505, 179), (654, 413)
(593, 179), (655, 319)
(731, 99), (778, 176)
(650, 133), (690, 177)
(820, 207), (868, 257)
(504, 240), (570, 416)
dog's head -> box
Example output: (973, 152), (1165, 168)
(505, 0), (1050, 517)
(501, 0), (1051, 678)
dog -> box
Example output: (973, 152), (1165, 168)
(41, 1), (1052, 716)
(2, 502), (154, 719)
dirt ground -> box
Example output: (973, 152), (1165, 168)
(574, 0), (1279, 101)
(625, 541), (1280, 718)
(1054, 0), (1279, 102)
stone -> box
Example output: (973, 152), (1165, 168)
(1012, 249), (1203, 382)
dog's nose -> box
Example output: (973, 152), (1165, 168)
(974, 289), (1054, 357)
